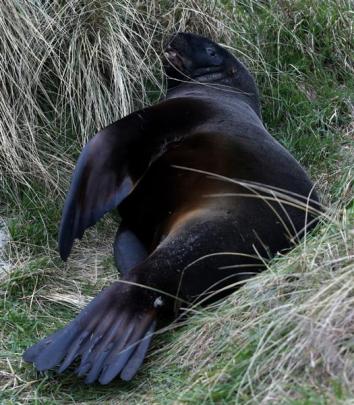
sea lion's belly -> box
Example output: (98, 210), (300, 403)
(118, 130), (317, 254)
(118, 133), (240, 249)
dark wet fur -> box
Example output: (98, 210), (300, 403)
(23, 32), (321, 384)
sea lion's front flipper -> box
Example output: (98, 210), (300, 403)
(58, 120), (138, 261)
(23, 281), (157, 384)
(59, 97), (210, 261)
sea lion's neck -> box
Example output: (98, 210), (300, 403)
(166, 81), (261, 119)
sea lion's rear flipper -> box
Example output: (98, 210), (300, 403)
(23, 282), (157, 384)
(114, 227), (148, 275)
(59, 97), (210, 261)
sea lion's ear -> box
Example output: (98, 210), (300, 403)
(58, 124), (135, 261)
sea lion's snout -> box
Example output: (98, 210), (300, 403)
(164, 32), (191, 72)
(164, 47), (187, 72)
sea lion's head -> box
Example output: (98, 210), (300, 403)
(164, 32), (230, 79)
(164, 32), (260, 116)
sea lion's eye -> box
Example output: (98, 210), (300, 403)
(206, 47), (216, 57)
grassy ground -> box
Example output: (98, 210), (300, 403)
(0, 0), (353, 403)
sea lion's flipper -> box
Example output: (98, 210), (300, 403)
(58, 125), (136, 261)
(114, 227), (148, 275)
(23, 282), (157, 384)
(59, 97), (210, 261)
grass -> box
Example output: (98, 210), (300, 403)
(0, 0), (353, 403)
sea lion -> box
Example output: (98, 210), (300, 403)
(23, 32), (321, 385)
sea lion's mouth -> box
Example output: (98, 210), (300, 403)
(164, 45), (188, 72)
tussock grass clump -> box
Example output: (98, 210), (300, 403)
(0, 0), (161, 199)
(0, 0), (353, 403)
